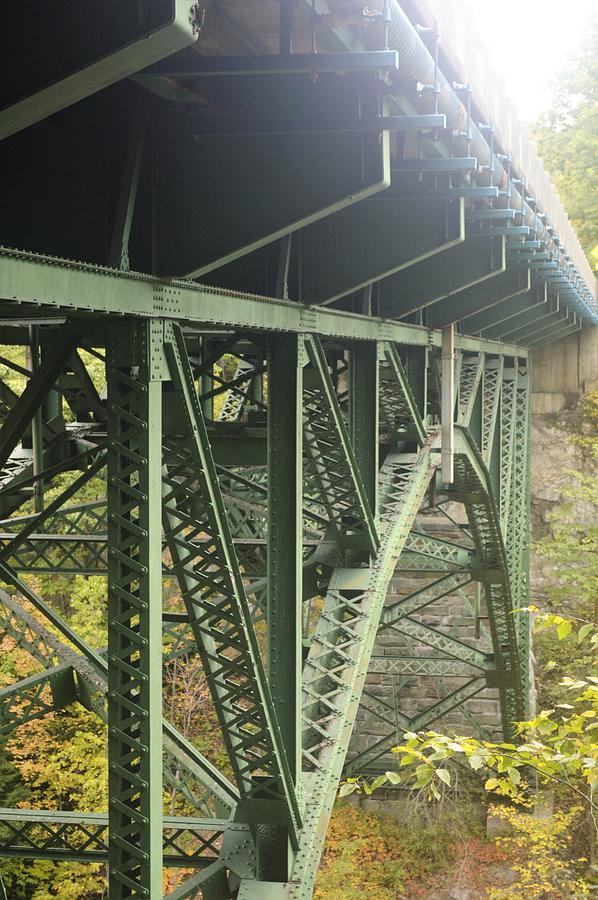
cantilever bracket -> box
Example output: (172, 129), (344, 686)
(0, 1), (201, 141)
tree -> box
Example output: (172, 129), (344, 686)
(533, 16), (598, 259)
(341, 612), (598, 800)
(340, 610), (598, 897)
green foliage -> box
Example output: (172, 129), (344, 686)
(0, 705), (107, 898)
(343, 610), (598, 839)
(532, 16), (598, 259)
(6, 706), (107, 811)
(535, 469), (598, 615)
(314, 803), (474, 899)
(486, 805), (591, 899)
(1, 859), (107, 900)
(531, 393), (598, 707)
(0, 737), (28, 811)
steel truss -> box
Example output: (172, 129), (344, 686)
(0, 310), (531, 898)
(0, 4), (568, 893)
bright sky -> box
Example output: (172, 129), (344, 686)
(468, 0), (594, 122)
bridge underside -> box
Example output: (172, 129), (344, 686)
(0, 2), (593, 898)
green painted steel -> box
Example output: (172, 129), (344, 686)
(0, 568), (240, 816)
(379, 234), (505, 319)
(0, 664), (78, 735)
(342, 351), (530, 782)
(267, 335), (304, 789)
(0, 808), (247, 868)
(0, 324), (533, 897)
(428, 269), (530, 328)
(162, 324), (301, 847)
(0, 327), (79, 473)
(303, 335), (378, 556)
(380, 343), (427, 446)
(0, 1), (201, 141)
(0, 248), (529, 359)
(349, 341), (380, 514)
(302, 197), (464, 306)
(284, 449), (437, 899)
(465, 284), (548, 335)
(0, 0), (576, 890)
(106, 320), (164, 897)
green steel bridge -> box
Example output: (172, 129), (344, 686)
(0, 1), (595, 897)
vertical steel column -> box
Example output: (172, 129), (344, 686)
(441, 325), (455, 484)
(511, 362), (532, 711)
(267, 334), (303, 783)
(107, 320), (164, 897)
(162, 325), (301, 847)
(199, 337), (214, 421)
(265, 333), (303, 879)
(27, 325), (44, 512)
(349, 341), (379, 517)
(524, 357), (533, 713)
(499, 364), (518, 532)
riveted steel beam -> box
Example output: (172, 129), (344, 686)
(0, 807), (248, 869)
(0, 247), (529, 358)
(528, 315), (582, 347)
(458, 353), (485, 435)
(303, 335), (378, 555)
(106, 319), (166, 897)
(400, 531), (474, 569)
(0, 326), (532, 896)
(392, 157), (478, 172)
(379, 343), (427, 446)
(508, 305), (571, 344)
(0, 453), (106, 566)
(161, 111), (447, 136)
(0, 326), (77, 473)
(267, 334), (303, 793)
(162, 324), (301, 845)
(283, 450), (436, 899)
(380, 570), (473, 628)
(453, 427), (524, 730)
(350, 341), (379, 517)
(0, 664), (78, 735)
(525, 309), (578, 343)
(482, 357), (504, 474)
(0, 565), (239, 816)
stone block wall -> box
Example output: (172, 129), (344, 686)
(349, 510), (504, 775)
(351, 326), (598, 776)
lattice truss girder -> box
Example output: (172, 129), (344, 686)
(344, 351), (529, 785)
(0, 320), (531, 898)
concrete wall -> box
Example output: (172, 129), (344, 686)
(532, 324), (598, 414)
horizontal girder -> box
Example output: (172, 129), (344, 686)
(0, 247), (528, 357)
